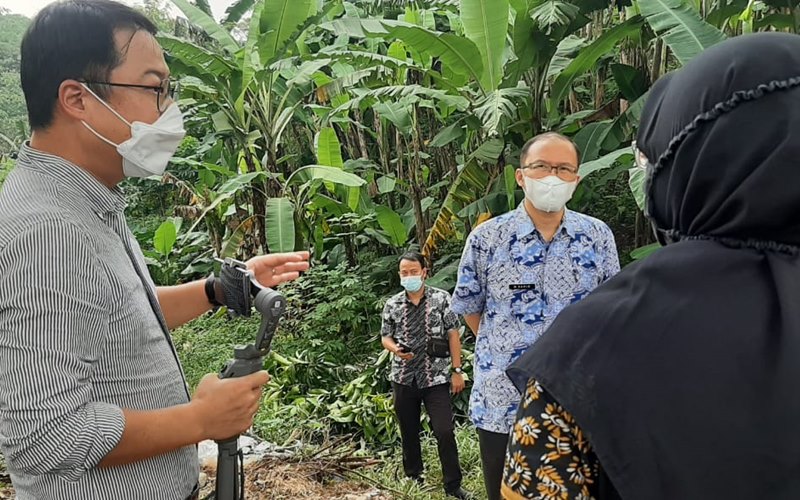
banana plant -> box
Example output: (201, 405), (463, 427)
(165, 0), (341, 254)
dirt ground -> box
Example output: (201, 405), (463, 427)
(0, 462), (390, 500)
(200, 459), (391, 500)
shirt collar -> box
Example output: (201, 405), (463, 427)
(18, 143), (127, 215)
(514, 202), (578, 241)
(404, 285), (431, 304)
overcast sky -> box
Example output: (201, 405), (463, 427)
(1, 0), (235, 20)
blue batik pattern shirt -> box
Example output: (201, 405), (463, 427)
(450, 204), (620, 433)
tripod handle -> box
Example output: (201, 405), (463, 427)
(219, 351), (264, 379)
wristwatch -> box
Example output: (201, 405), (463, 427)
(452, 366), (464, 375)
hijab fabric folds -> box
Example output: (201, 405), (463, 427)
(508, 32), (800, 499)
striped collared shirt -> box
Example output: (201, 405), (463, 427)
(0, 144), (199, 499)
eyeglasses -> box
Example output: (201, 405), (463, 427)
(82, 78), (179, 113)
(521, 161), (579, 181)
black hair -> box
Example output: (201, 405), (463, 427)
(20, 0), (158, 130)
(520, 131), (581, 165)
(399, 251), (427, 269)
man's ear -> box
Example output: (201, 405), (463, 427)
(58, 79), (91, 122)
(515, 168), (525, 189)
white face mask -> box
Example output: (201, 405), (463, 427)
(81, 84), (186, 178)
(524, 175), (577, 213)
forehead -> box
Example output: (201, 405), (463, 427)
(110, 29), (168, 79)
(399, 259), (423, 269)
(523, 138), (579, 166)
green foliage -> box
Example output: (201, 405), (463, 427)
(0, 13), (29, 154)
(363, 425), (485, 499)
(280, 263), (382, 345)
(0, 157), (14, 190)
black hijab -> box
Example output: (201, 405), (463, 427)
(508, 32), (800, 500)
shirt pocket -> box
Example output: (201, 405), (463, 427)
(510, 288), (545, 326)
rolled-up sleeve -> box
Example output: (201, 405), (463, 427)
(380, 300), (396, 338)
(0, 220), (125, 480)
(450, 230), (488, 316)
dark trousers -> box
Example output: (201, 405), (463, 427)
(392, 382), (462, 492)
(478, 428), (509, 500)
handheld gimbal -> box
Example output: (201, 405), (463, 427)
(212, 258), (286, 500)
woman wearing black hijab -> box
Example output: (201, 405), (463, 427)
(500, 32), (800, 499)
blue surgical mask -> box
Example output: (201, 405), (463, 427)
(401, 276), (423, 293)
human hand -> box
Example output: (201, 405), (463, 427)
(246, 251), (310, 288)
(451, 373), (465, 394)
(191, 370), (270, 440)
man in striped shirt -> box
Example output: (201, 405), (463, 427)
(0, 1), (309, 498)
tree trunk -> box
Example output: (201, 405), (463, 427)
(354, 109), (370, 159)
(651, 38), (664, 83)
(244, 151), (267, 254)
(408, 108), (428, 248)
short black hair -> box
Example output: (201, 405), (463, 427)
(399, 251), (427, 269)
(20, 0), (158, 130)
(520, 132), (581, 165)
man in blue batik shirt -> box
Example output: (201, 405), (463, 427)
(450, 132), (620, 500)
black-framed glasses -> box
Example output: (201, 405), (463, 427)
(82, 78), (179, 113)
(521, 161), (579, 181)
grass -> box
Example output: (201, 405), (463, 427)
(172, 312), (489, 499)
(363, 425), (486, 500)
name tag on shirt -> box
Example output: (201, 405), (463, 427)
(509, 284), (537, 291)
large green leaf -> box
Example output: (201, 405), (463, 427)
(628, 164), (647, 211)
(471, 137), (505, 164)
(610, 63), (649, 102)
(460, 0), (509, 91)
(286, 165), (367, 188)
(259, 0), (313, 64)
(546, 35), (589, 80)
(154, 220), (177, 256)
(193, 0), (213, 16)
(375, 205), (408, 247)
(370, 21), (485, 88)
(236, 0), (266, 115)
(578, 147), (632, 179)
(531, 0), (581, 31)
(549, 16), (643, 121)
(315, 127), (344, 168)
(224, 0), (258, 25)
(373, 101), (412, 135)
(429, 121), (465, 148)
(171, 0), (240, 54)
(474, 87), (528, 137)
(266, 197), (296, 253)
(639, 0), (726, 65)
(377, 176), (397, 194)
(158, 34), (235, 78)
(573, 121), (612, 163)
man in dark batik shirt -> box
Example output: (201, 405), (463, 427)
(381, 252), (473, 500)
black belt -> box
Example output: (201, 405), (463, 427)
(185, 483), (200, 500)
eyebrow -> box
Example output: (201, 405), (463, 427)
(523, 160), (577, 168)
(143, 69), (168, 80)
